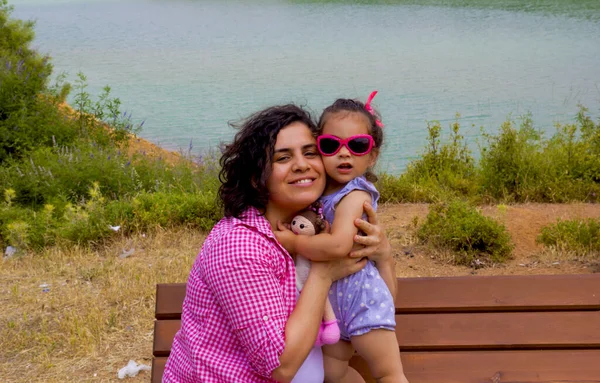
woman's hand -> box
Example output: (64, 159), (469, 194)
(310, 255), (367, 284)
(273, 221), (298, 254)
(350, 201), (392, 264)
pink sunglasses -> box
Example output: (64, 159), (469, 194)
(317, 134), (375, 156)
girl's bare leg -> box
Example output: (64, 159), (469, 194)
(351, 329), (409, 383)
(323, 341), (365, 383)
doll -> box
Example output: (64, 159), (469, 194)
(290, 207), (340, 346)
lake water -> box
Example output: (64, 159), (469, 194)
(11, 0), (600, 173)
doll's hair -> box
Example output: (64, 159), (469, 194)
(296, 209), (327, 234)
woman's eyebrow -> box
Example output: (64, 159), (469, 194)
(274, 144), (317, 153)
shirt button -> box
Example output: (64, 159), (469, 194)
(263, 315), (269, 321)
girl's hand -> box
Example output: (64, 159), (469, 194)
(349, 202), (392, 264)
(273, 221), (298, 254)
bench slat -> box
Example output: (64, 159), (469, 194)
(152, 357), (166, 383)
(396, 311), (600, 350)
(395, 274), (600, 313)
(155, 275), (600, 318)
(153, 350), (600, 383)
(154, 310), (600, 356)
(351, 350), (600, 383)
(155, 283), (186, 320)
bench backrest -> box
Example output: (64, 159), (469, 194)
(153, 274), (600, 382)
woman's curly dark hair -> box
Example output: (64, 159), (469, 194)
(219, 104), (317, 218)
(317, 98), (384, 182)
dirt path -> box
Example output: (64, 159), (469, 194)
(378, 202), (600, 278)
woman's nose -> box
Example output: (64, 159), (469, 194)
(292, 155), (310, 171)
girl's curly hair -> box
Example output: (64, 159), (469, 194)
(219, 104), (317, 218)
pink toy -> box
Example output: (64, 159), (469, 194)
(291, 207), (340, 346)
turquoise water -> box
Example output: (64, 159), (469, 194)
(11, 0), (600, 172)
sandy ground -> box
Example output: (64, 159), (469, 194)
(378, 202), (600, 278)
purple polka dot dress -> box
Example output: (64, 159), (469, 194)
(320, 177), (396, 340)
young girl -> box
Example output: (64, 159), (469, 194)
(276, 91), (409, 383)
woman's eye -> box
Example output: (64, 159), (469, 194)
(305, 151), (318, 157)
(276, 156), (290, 162)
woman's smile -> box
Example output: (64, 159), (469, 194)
(265, 121), (326, 221)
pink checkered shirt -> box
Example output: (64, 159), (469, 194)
(163, 207), (297, 382)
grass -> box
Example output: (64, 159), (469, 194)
(537, 218), (600, 259)
(0, 228), (202, 382)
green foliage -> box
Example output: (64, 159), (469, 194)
(0, 181), (221, 250)
(538, 218), (600, 257)
(2, 0), (600, 253)
(132, 191), (221, 232)
(479, 108), (600, 202)
(479, 115), (547, 201)
(72, 72), (142, 146)
(0, 0), (76, 161)
(417, 200), (513, 266)
(378, 115), (478, 203)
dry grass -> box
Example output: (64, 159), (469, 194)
(0, 228), (204, 382)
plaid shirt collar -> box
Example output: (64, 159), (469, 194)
(238, 206), (277, 241)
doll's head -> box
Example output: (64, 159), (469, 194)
(291, 209), (327, 236)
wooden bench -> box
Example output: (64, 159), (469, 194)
(152, 274), (600, 382)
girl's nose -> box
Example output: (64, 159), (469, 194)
(338, 145), (351, 157)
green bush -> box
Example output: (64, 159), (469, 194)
(479, 109), (600, 202)
(417, 200), (513, 266)
(538, 218), (600, 257)
(378, 115), (478, 203)
(0, 0), (77, 161)
(131, 190), (221, 232)
(479, 115), (547, 201)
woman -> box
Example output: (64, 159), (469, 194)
(163, 104), (392, 382)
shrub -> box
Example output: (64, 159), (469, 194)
(479, 108), (600, 202)
(538, 218), (600, 257)
(479, 115), (549, 201)
(417, 200), (513, 266)
(378, 116), (478, 203)
(131, 191), (221, 232)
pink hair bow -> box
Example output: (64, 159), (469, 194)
(365, 90), (384, 128)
